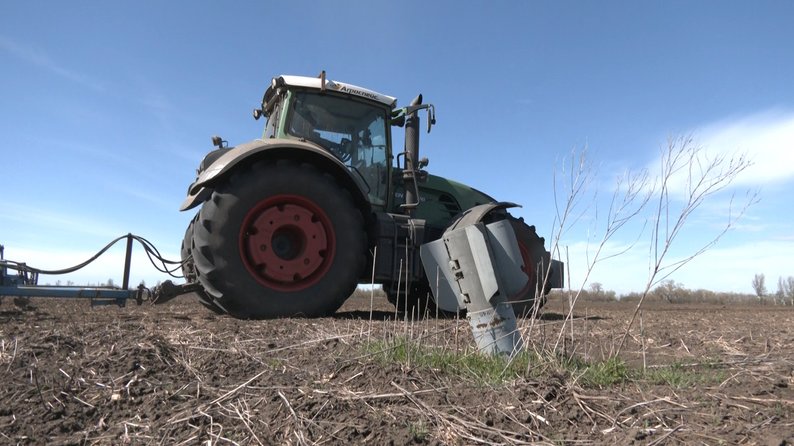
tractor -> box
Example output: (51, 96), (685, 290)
(179, 72), (561, 319)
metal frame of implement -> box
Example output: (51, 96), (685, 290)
(0, 235), (149, 307)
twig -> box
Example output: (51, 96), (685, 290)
(64, 392), (96, 408)
(31, 367), (49, 411)
(277, 390), (300, 422)
(526, 409), (549, 426)
(391, 381), (543, 444)
(336, 386), (447, 401)
(207, 370), (267, 406)
(231, 400), (264, 446)
(5, 337), (18, 372)
(680, 338), (691, 354)
(647, 425), (683, 446)
(728, 395), (794, 406)
(610, 397), (686, 429)
(640, 310), (646, 371)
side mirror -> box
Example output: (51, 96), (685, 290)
(426, 105), (436, 133)
(253, 109), (262, 120)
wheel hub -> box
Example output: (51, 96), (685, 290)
(271, 226), (304, 260)
(240, 195), (334, 291)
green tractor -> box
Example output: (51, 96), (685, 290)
(180, 72), (560, 318)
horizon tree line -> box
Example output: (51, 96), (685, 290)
(752, 273), (794, 305)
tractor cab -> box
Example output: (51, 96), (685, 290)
(255, 74), (397, 207)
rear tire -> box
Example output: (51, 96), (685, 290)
(507, 216), (553, 317)
(181, 213), (224, 314)
(386, 279), (461, 318)
(386, 279), (430, 317)
(192, 160), (366, 318)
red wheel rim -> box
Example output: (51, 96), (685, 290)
(512, 239), (537, 300)
(239, 194), (335, 292)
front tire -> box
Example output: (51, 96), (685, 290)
(192, 160), (366, 318)
(180, 213), (199, 282)
(181, 213), (224, 314)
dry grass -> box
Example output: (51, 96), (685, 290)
(0, 295), (792, 445)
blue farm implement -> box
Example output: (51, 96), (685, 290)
(0, 234), (187, 307)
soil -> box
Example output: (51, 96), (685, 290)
(0, 293), (791, 445)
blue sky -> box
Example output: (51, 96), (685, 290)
(1, 1), (792, 294)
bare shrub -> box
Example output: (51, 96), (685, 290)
(621, 284), (758, 305)
(548, 288), (618, 303)
(777, 276), (794, 306)
(546, 147), (652, 351)
(615, 136), (756, 355)
(752, 273), (767, 300)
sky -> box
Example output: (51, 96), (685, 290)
(1, 1), (792, 296)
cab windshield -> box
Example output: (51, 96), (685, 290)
(286, 91), (389, 206)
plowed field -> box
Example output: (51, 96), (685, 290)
(0, 293), (791, 445)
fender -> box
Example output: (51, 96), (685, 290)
(180, 138), (368, 211)
(444, 201), (519, 233)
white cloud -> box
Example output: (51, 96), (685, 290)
(110, 184), (177, 211)
(696, 110), (794, 186)
(0, 35), (105, 92)
(29, 136), (131, 165)
(509, 112), (794, 296)
(2, 203), (121, 240)
(638, 111), (793, 207)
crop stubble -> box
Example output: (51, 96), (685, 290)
(0, 294), (791, 445)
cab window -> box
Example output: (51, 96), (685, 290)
(286, 91), (389, 206)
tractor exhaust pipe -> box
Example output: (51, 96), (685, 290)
(402, 94), (422, 216)
(401, 94), (435, 215)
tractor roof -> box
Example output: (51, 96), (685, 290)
(265, 74), (397, 108)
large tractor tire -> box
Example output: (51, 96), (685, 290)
(180, 213), (199, 282)
(181, 213), (224, 314)
(507, 216), (553, 317)
(191, 159), (366, 319)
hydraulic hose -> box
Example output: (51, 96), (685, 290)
(1, 234), (185, 279)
